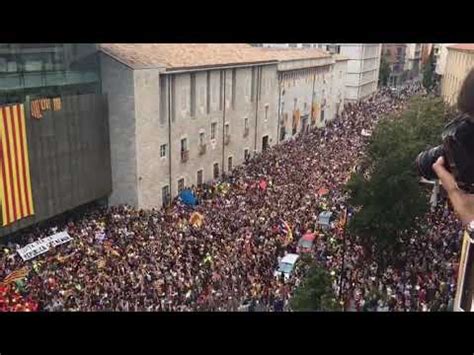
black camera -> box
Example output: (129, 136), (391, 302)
(416, 114), (474, 193)
(416, 68), (474, 193)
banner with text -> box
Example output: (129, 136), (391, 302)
(17, 231), (73, 261)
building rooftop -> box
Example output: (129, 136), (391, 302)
(100, 44), (332, 71)
(333, 54), (349, 61)
(448, 44), (474, 52)
(258, 47), (332, 61)
(100, 44), (278, 71)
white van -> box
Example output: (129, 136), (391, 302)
(274, 253), (300, 280)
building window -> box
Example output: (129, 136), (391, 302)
(225, 123), (230, 137)
(181, 138), (187, 152)
(177, 178), (185, 194)
(190, 73), (196, 117)
(243, 117), (249, 137)
(321, 109), (325, 122)
(162, 185), (170, 207)
(244, 148), (250, 161)
(213, 163), (219, 179)
(197, 169), (203, 187)
(228, 156), (233, 172)
(280, 126), (286, 141)
(160, 144), (167, 158)
(211, 122), (217, 140)
(262, 135), (269, 151)
(264, 104), (269, 121)
(199, 132), (205, 146)
(232, 68), (236, 109)
(294, 98), (297, 109)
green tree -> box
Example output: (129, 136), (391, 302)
(345, 97), (448, 251)
(379, 53), (391, 87)
(290, 262), (340, 311)
(422, 49), (436, 90)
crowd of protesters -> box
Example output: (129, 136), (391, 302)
(0, 81), (461, 312)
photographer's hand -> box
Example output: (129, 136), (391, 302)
(433, 156), (474, 225)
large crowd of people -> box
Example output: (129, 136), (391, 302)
(0, 82), (462, 312)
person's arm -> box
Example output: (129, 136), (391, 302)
(432, 156), (474, 225)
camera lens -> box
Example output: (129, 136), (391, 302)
(416, 145), (445, 181)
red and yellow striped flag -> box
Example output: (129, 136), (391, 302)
(0, 104), (35, 226)
(0, 266), (29, 286)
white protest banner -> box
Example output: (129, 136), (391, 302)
(49, 231), (73, 247)
(17, 241), (50, 261)
(361, 129), (372, 137)
(17, 231), (73, 261)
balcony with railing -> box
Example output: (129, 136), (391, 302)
(181, 150), (189, 162)
(199, 144), (207, 155)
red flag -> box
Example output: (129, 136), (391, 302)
(317, 187), (329, 196)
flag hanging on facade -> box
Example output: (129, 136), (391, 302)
(0, 104), (35, 226)
(52, 97), (62, 111)
(30, 100), (42, 119)
(0, 266), (29, 286)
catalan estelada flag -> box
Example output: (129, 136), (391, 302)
(0, 104), (34, 226)
(0, 266), (29, 286)
(278, 218), (293, 245)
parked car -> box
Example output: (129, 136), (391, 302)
(274, 253), (299, 280)
(297, 233), (316, 254)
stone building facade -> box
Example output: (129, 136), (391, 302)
(382, 44), (407, 87)
(100, 44), (347, 209)
(441, 44), (474, 107)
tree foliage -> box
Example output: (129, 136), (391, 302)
(290, 262), (340, 311)
(422, 49), (436, 90)
(345, 96), (448, 249)
(379, 54), (391, 87)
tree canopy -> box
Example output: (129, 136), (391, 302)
(345, 96), (449, 249)
(422, 49), (436, 91)
(290, 261), (340, 311)
(379, 54), (391, 87)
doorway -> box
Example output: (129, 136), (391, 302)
(262, 135), (269, 151)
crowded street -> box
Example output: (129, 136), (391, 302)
(0, 82), (462, 312)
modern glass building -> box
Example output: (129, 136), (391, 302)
(0, 43), (111, 238)
(0, 44), (101, 105)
